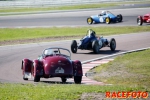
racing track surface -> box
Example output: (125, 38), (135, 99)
(0, 32), (150, 83)
(0, 8), (150, 27)
(0, 7), (150, 84)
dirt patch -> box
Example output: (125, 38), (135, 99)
(0, 36), (82, 46)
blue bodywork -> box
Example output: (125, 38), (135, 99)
(78, 34), (97, 50)
(91, 11), (118, 23)
(78, 33), (109, 50)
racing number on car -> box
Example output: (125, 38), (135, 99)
(99, 16), (104, 22)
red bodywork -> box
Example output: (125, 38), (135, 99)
(137, 13), (150, 25)
(143, 13), (150, 23)
(21, 47), (83, 83)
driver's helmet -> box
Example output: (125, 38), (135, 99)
(44, 49), (53, 56)
(101, 10), (106, 15)
(87, 29), (96, 37)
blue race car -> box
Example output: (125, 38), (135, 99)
(71, 29), (116, 54)
(87, 11), (123, 24)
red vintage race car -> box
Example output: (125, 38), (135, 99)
(21, 47), (83, 84)
(137, 13), (150, 26)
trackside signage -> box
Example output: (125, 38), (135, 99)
(105, 91), (148, 99)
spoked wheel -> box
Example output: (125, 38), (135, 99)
(71, 40), (77, 53)
(137, 17), (143, 26)
(61, 77), (67, 83)
(74, 76), (82, 84)
(105, 17), (111, 24)
(87, 17), (93, 25)
(92, 40), (100, 54)
(110, 38), (116, 51)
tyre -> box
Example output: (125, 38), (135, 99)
(117, 14), (123, 22)
(71, 40), (77, 53)
(22, 62), (28, 80)
(74, 76), (82, 84)
(105, 17), (111, 24)
(137, 17), (143, 26)
(34, 75), (40, 82)
(87, 17), (93, 25)
(23, 76), (28, 80)
(92, 40), (100, 54)
(110, 38), (116, 51)
(61, 77), (67, 83)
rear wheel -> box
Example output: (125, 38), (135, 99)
(105, 17), (111, 24)
(87, 17), (93, 25)
(117, 14), (123, 22)
(22, 62), (28, 80)
(110, 38), (116, 51)
(34, 75), (40, 82)
(71, 40), (77, 53)
(32, 64), (40, 82)
(61, 77), (67, 83)
(74, 76), (82, 84)
(92, 40), (100, 54)
(23, 75), (28, 80)
(137, 17), (143, 26)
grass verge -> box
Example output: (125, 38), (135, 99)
(0, 3), (116, 13)
(0, 1), (150, 14)
(0, 83), (148, 100)
(89, 49), (150, 91)
(0, 26), (150, 45)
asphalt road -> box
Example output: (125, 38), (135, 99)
(0, 7), (150, 84)
(0, 8), (150, 27)
(0, 32), (150, 83)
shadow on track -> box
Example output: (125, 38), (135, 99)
(40, 81), (74, 84)
(90, 21), (124, 25)
(75, 50), (121, 55)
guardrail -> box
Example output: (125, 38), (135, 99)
(0, 0), (149, 8)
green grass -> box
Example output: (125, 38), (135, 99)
(0, 83), (147, 100)
(0, 1), (150, 14)
(0, 3), (116, 13)
(0, 50), (149, 100)
(89, 49), (150, 91)
(0, 26), (150, 42)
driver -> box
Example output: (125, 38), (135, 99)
(87, 29), (96, 38)
(101, 10), (107, 15)
(44, 49), (54, 56)
(88, 29), (108, 45)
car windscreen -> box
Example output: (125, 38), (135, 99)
(43, 48), (71, 58)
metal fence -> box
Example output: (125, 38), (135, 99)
(0, 0), (149, 8)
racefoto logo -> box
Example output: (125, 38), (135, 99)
(105, 91), (148, 99)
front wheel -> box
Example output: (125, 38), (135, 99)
(74, 76), (82, 84)
(87, 17), (93, 25)
(71, 40), (77, 53)
(105, 17), (111, 24)
(137, 17), (143, 26)
(110, 38), (116, 51)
